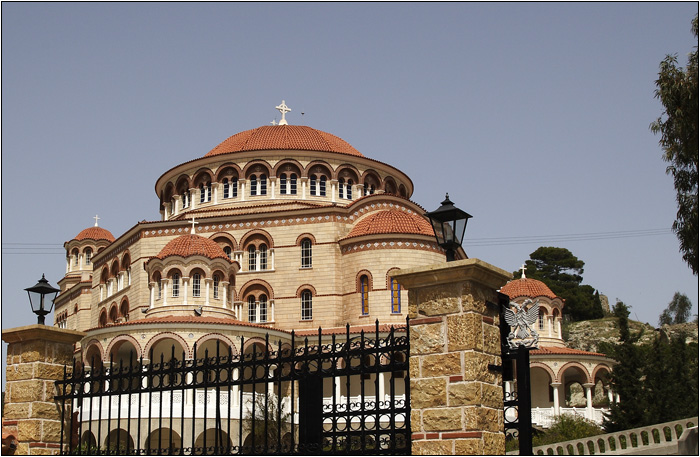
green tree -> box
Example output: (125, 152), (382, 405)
(658, 292), (693, 325)
(518, 247), (604, 321)
(650, 14), (699, 275)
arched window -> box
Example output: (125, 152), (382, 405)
(250, 175), (257, 196)
(279, 174), (287, 195)
(192, 273), (201, 297)
(172, 273), (180, 297)
(85, 248), (92, 265)
(301, 290), (312, 321)
(360, 275), (370, 315)
(157, 279), (162, 299)
(259, 174), (267, 195)
(310, 176), (317, 196)
(120, 301), (129, 321)
(364, 183), (375, 196)
(248, 296), (256, 323)
(539, 310), (545, 330)
(290, 174), (297, 194)
(223, 178), (230, 198)
(213, 275), (220, 299)
(200, 184), (206, 203)
(259, 244), (268, 270)
(301, 239), (312, 268)
(248, 246), (256, 271)
(223, 246), (232, 260)
(73, 249), (79, 266)
(338, 179), (345, 199)
(391, 278), (401, 314)
(259, 294), (268, 322)
(99, 310), (107, 328)
(319, 176), (327, 196)
(346, 179), (353, 199)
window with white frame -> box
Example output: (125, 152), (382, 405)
(301, 290), (312, 321)
(250, 175), (257, 196)
(248, 245), (256, 271)
(192, 273), (201, 297)
(157, 279), (162, 299)
(248, 296), (256, 322)
(172, 273), (180, 297)
(223, 246), (232, 259)
(259, 244), (268, 270)
(279, 174), (287, 194)
(301, 239), (312, 268)
(259, 174), (267, 195)
(259, 295), (268, 322)
(85, 248), (92, 265)
(213, 275), (220, 299)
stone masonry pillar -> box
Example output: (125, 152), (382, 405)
(392, 258), (511, 455)
(3, 325), (85, 455)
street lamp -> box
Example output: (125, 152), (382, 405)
(25, 274), (60, 325)
(425, 194), (472, 262)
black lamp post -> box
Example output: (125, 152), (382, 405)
(25, 274), (60, 325)
(425, 194), (472, 261)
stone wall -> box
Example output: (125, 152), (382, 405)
(2, 325), (85, 455)
(393, 258), (511, 455)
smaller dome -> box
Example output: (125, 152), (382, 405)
(500, 277), (558, 300)
(155, 234), (231, 261)
(74, 226), (115, 242)
(344, 210), (434, 239)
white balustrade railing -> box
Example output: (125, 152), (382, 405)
(531, 406), (608, 428)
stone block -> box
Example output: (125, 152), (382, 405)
(483, 323), (501, 355)
(447, 314), (482, 352)
(4, 403), (30, 419)
(454, 438), (484, 455)
(464, 406), (480, 430)
(18, 419), (42, 441)
(463, 352), (497, 383)
(31, 402), (62, 421)
(411, 323), (444, 354)
(412, 439), (452, 455)
(34, 363), (66, 381)
(483, 431), (505, 455)
(422, 408), (462, 431)
(479, 407), (500, 432)
(409, 358), (420, 379)
(411, 409), (421, 432)
(448, 382), (480, 406)
(9, 380), (45, 402)
(417, 284), (461, 316)
(482, 383), (503, 409)
(21, 340), (48, 363)
(410, 378), (446, 409)
(421, 353), (461, 378)
(6, 364), (34, 381)
(42, 420), (63, 442)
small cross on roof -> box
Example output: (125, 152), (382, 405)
(190, 215), (199, 235)
(275, 100), (291, 125)
(93, 215), (100, 227)
(520, 264), (527, 278)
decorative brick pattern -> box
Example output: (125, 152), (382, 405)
(392, 259), (511, 455)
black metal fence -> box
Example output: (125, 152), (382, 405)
(55, 320), (410, 455)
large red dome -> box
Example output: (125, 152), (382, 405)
(204, 125), (363, 158)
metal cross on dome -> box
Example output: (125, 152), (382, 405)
(93, 215), (100, 227)
(190, 216), (199, 235)
(520, 264), (527, 278)
(275, 100), (291, 125)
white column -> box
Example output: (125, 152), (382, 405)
(173, 196), (180, 215)
(301, 177), (308, 199)
(204, 278), (212, 307)
(378, 372), (386, 403)
(255, 250), (260, 271)
(240, 180), (246, 202)
(232, 368), (240, 407)
(189, 187), (198, 209)
(213, 183), (219, 204)
(255, 301), (260, 323)
(270, 177), (276, 199)
(558, 319), (562, 338)
(335, 377), (342, 403)
(270, 249), (275, 270)
(583, 383), (594, 420)
(182, 277), (189, 306)
(162, 279), (169, 306)
(149, 282), (155, 309)
(270, 300), (275, 322)
(99, 284), (104, 302)
(607, 387), (614, 404)
(222, 281), (229, 308)
(551, 382), (561, 416)
(330, 180), (338, 203)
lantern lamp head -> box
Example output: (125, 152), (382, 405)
(25, 274), (60, 325)
(425, 194), (472, 261)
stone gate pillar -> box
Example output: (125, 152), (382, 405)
(392, 258), (511, 455)
(2, 325), (85, 455)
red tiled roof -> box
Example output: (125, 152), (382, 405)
(344, 210), (434, 239)
(500, 277), (558, 300)
(87, 315), (282, 332)
(155, 234), (231, 261)
(74, 226), (115, 242)
(531, 346), (607, 358)
(204, 125), (363, 158)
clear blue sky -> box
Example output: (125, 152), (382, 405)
(2, 2), (698, 385)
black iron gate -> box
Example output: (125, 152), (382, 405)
(55, 319), (410, 455)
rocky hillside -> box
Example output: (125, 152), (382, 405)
(565, 317), (698, 353)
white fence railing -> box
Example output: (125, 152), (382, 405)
(529, 416), (698, 455)
(531, 407), (607, 428)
